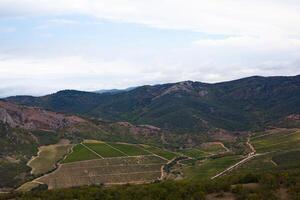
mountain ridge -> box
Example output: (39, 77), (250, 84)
(4, 75), (300, 133)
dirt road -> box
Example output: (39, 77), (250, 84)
(211, 137), (257, 179)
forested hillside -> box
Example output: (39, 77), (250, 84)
(6, 75), (300, 133)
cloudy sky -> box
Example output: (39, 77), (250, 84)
(0, 0), (300, 97)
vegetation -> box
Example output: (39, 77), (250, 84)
(251, 129), (300, 153)
(273, 150), (300, 168)
(7, 75), (300, 133)
(84, 143), (126, 158)
(177, 149), (209, 159)
(3, 170), (300, 200)
(28, 144), (73, 175)
(107, 143), (151, 156)
(37, 156), (166, 189)
(1, 75), (300, 198)
(62, 144), (99, 163)
(200, 143), (227, 153)
(183, 155), (243, 180)
(0, 123), (37, 187)
(140, 145), (179, 160)
(31, 130), (61, 146)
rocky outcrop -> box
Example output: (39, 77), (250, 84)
(0, 101), (86, 130)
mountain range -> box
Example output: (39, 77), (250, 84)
(4, 75), (300, 134)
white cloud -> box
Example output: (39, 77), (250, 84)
(194, 36), (300, 51)
(1, 0), (300, 37)
(0, 1), (300, 96)
(0, 49), (299, 97)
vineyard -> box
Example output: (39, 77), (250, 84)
(35, 142), (170, 189)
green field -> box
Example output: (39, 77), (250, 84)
(28, 144), (73, 175)
(183, 155), (243, 180)
(178, 149), (209, 159)
(251, 129), (300, 153)
(140, 145), (179, 160)
(273, 150), (300, 168)
(84, 143), (126, 157)
(179, 158), (197, 165)
(63, 142), (181, 163)
(107, 143), (151, 156)
(232, 129), (300, 174)
(63, 144), (100, 163)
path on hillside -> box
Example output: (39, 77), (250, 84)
(211, 137), (257, 179)
(216, 142), (230, 152)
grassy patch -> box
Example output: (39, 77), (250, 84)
(178, 149), (209, 159)
(183, 155), (243, 180)
(251, 129), (300, 153)
(140, 145), (179, 160)
(62, 144), (99, 163)
(107, 143), (151, 156)
(179, 159), (197, 165)
(84, 143), (126, 158)
(273, 150), (300, 167)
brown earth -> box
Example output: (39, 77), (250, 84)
(0, 101), (86, 130)
(206, 192), (236, 200)
(37, 156), (166, 189)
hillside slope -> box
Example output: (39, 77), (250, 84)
(0, 101), (231, 189)
(6, 75), (300, 133)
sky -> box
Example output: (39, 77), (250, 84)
(0, 0), (300, 97)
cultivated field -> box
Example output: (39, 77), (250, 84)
(28, 144), (73, 175)
(177, 142), (228, 160)
(139, 145), (179, 160)
(178, 148), (210, 159)
(28, 140), (238, 189)
(251, 128), (300, 153)
(234, 128), (300, 174)
(183, 155), (243, 180)
(36, 141), (172, 189)
(62, 144), (99, 163)
(107, 143), (151, 156)
(272, 150), (300, 168)
(38, 156), (166, 189)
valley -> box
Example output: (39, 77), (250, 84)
(0, 75), (300, 199)
(19, 140), (231, 190)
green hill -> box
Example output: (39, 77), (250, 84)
(6, 75), (300, 133)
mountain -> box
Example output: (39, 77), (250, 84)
(94, 87), (136, 94)
(5, 75), (300, 133)
(0, 100), (224, 188)
(0, 101), (88, 187)
(0, 101), (158, 188)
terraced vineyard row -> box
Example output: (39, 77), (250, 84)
(24, 140), (232, 190)
(35, 142), (171, 189)
(38, 156), (165, 189)
(234, 128), (300, 174)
